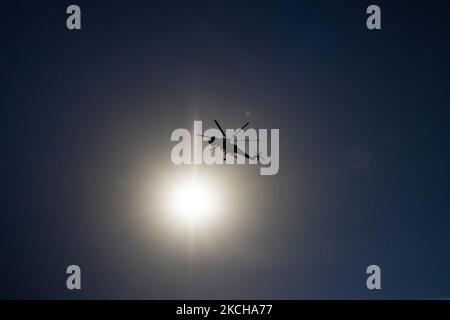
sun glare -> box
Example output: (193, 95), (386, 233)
(169, 177), (218, 225)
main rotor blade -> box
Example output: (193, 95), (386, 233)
(196, 134), (212, 138)
(240, 122), (250, 130)
(214, 119), (226, 137)
(233, 139), (260, 141)
(230, 121), (251, 139)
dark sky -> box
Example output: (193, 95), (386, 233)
(1, 0), (450, 299)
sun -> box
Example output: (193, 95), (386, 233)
(169, 176), (218, 226)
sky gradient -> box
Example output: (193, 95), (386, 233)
(1, 0), (450, 299)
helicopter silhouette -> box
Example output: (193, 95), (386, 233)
(197, 120), (263, 162)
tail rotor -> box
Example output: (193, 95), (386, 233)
(256, 152), (265, 163)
